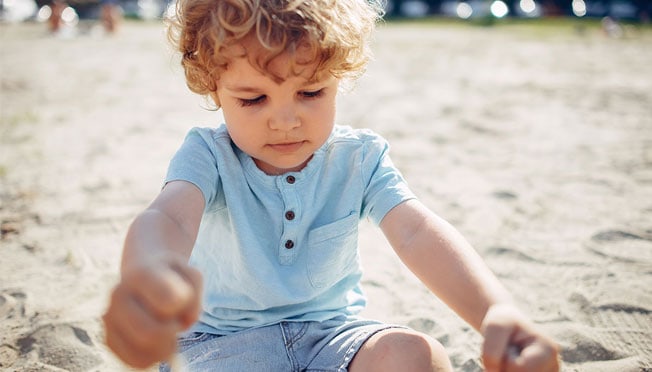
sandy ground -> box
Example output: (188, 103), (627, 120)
(1, 19), (651, 371)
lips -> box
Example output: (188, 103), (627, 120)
(268, 141), (305, 153)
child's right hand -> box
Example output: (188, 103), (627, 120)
(102, 256), (203, 369)
(481, 304), (559, 372)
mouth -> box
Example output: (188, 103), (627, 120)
(268, 141), (305, 153)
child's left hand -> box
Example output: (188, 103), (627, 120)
(480, 304), (560, 372)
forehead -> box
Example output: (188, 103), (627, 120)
(220, 35), (324, 84)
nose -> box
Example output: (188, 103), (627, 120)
(268, 103), (300, 131)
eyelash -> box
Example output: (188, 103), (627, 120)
(237, 89), (324, 107)
(239, 95), (266, 107)
(301, 89), (324, 99)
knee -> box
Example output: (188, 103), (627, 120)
(349, 329), (452, 372)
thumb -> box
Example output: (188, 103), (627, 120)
(170, 263), (203, 328)
(481, 304), (526, 371)
(508, 332), (560, 372)
(482, 321), (513, 372)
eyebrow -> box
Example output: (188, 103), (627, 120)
(223, 78), (324, 93)
(223, 85), (264, 94)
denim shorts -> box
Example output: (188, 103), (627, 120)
(159, 317), (403, 372)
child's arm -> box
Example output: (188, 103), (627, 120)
(103, 180), (204, 369)
(380, 199), (559, 372)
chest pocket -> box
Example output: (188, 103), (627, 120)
(307, 212), (359, 289)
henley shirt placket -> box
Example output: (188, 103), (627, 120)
(276, 174), (302, 265)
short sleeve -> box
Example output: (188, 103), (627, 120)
(360, 132), (416, 225)
(165, 128), (220, 208)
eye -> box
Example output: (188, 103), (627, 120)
(300, 89), (324, 99)
(238, 95), (266, 107)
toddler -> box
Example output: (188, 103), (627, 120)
(103, 0), (559, 371)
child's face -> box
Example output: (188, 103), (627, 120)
(216, 40), (339, 175)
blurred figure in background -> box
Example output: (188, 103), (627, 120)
(99, 0), (119, 33)
(46, 0), (66, 32)
(45, 0), (121, 34)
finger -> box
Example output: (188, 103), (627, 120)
(510, 338), (560, 372)
(125, 265), (195, 320)
(172, 265), (203, 328)
(482, 321), (513, 372)
(481, 306), (523, 372)
(105, 316), (177, 369)
(103, 285), (180, 365)
(119, 288), (181, 349)
(105, 318), (159, 369)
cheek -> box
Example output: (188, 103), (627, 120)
(225, 117), (252, 138)
(308, 94), (336, 119)
(226, 125), (259, 154)
(318, 98), (337, 125)
(222, 111), (255, 145)
(221, 102), (250, 130)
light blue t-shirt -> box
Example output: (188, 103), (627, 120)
(165, 124), (415, 335)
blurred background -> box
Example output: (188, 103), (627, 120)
(385, 0), (650, 21)
(1, 0), (650, 34)
(0, 0), (168, 22)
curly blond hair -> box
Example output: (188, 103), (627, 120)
(167, 0), (382, 107)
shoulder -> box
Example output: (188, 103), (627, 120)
(321, 126), (395, 180)
(169, 124), (237, 176)
(330, 125), (386, 143)
(185, 125), (231, 145)
(178, 125), (238, 160)
(327, 125), (390, 154)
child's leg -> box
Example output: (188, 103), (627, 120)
(348, 328), (452, 372)
(159, 327), (293, 371)
(48, 0), (66, 32)
(100, 0), (120, 33)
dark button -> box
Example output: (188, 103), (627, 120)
(285, 211), (295, 220)
(284, 240), (294, 249)
(286, 175), (296, 184)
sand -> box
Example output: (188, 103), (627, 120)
(1, 19), (651, 371)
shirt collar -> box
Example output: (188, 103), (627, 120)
(236, 137), (329, 188)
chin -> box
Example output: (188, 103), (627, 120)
(255, 158), (309, 175)
(278, 162), (308, 173)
